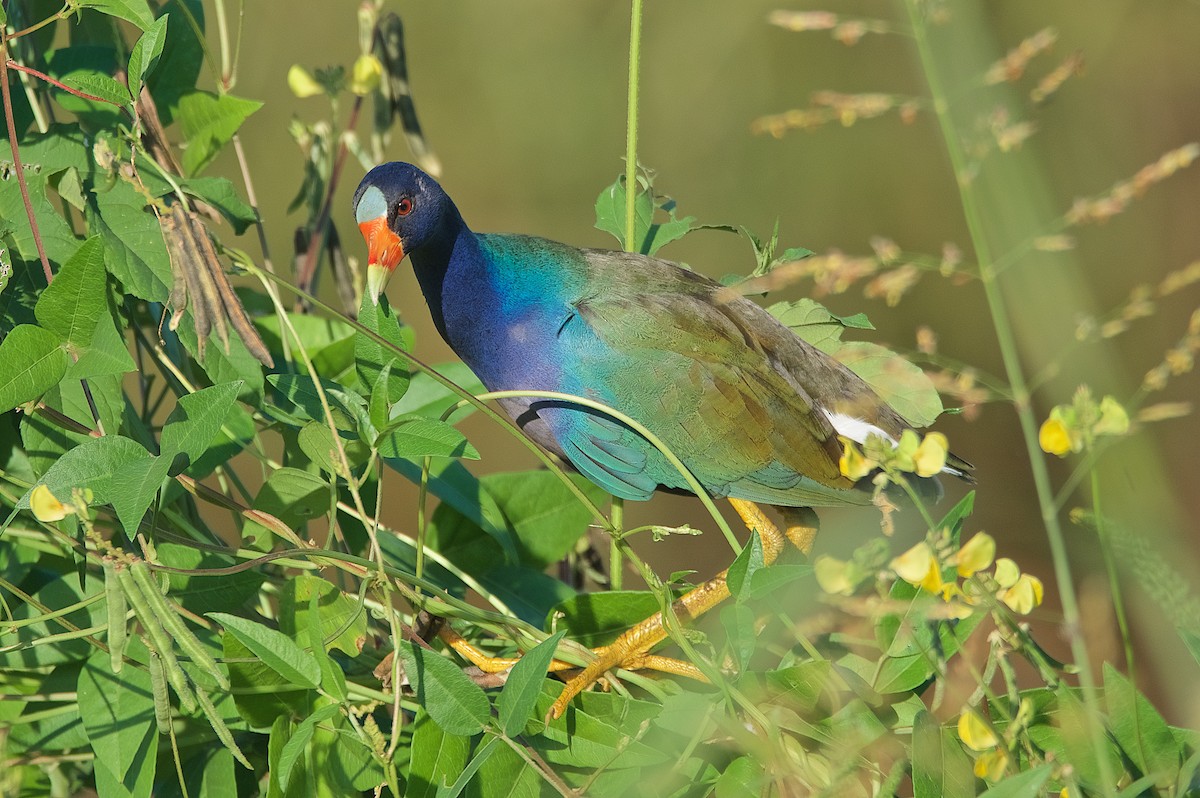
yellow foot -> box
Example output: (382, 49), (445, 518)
(413, 500), (820, 722)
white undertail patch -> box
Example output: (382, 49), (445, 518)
(822, 410), (962, 477)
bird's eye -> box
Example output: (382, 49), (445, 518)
(396, 197), (414, 217)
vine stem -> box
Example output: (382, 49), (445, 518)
(0, 45), (53, 284)
(615, 0), (645, 594)
(902, 3), (1115, 793)
(623, 0), (644, 252)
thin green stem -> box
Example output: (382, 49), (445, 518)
(903, 3), (1114, 794)
(624, 0), (644, 252)
(610, 497), (624, 590)
(1091, 468), (1135, 678)
(440, 389), (738, 553)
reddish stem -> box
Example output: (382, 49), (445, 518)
(0, 46), (54, 284)
(6, 59), (125, 106)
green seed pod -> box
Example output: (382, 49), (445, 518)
(103, 559), (128, 673)
(129, 561), (230, 691)
(195, 687), (252, 769)
(117, 564), (196, 712)
(148, 651), (173, 734)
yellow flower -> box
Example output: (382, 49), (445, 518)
(1039, 415), (1073, 456)
(287, 65), (324, 98)
(349, 54), (383, 96)
(993, 557), (1020, 589)
(973, 748), (1010, 780)
(814, 556), (855, 596)
(957, 710), (999, 751)
(839, 438), (876, 480)
(891, 541), (944, 595)
(955, 532), (996, 577)
(913, 432), (948, 477)
(1001, 573), (1044, 614)
(30, 484), (69, 522)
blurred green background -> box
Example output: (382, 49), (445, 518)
(220, 2), (1199, 719)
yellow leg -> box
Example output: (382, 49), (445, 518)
(392, 501), (821, 719)
(545, 499), (820, 719)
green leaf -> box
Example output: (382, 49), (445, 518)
(593, 174), (705, 256)
(180, 177), (257, 235)
(108, 453), (172, 534)
(391, 362), (483, 420)
(88, 177), (173, 303)
(834, 341), (943, 428)
(396, 640), (491, 736)
(726, 531), (764, 603)
(1104, 662), (1180, 785)
(383, 457), (518, 563)
(279, 575), (367, 658)
(127, 14), (170, 98)
(20, 435), (151, 509)
(276, 703), (341, 793)
(159, 381), (243, 465)
(480, 470), (603, 568)
(157, 542), (265, 615)
(435, 736), (501, 798)
(305, 594), (347, 702)
(356, 292), (412, 404)
(176, 90), (262, 174)
(146, 0), (204, 125)
(748, 563), (811, 599)
(714, 756), (763, 798)
(720, 603), (756, 672)
(243, 468), (331, 545)
(268, 373), (366, 431)
(0, 324), (68, 413)
(912, 711), (974, 798)
(54, 72), (132, 107)
(0, 573), (103, 669)
(405, 709), (471, 798)
(369, 360), (394, 432)
(497, 630), (567, 737)
(770, 298), (875, 354)
(297, 420), (370, 475)
(977, 764), (1053, 797)
(595, 175), (653, 251)
(78, 648), (158, 798)
(65, 303), (137, 380)
(469, 742), (543, 798)
(1053, 685), (1124, 790)
(208, 613), (321, 689)
(76, 0), (154, 29)
(377, 416), (479, 460)
(551, 591), (664, 647)
(531, 682), (665, 768)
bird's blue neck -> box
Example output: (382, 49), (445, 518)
(409, 211), (579, 390)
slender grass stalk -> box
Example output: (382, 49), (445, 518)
(903, 3), (1115, 793)
(614, 0), (645, 595)
(610, 497), (625, 590)
(624, 0), (644, 253)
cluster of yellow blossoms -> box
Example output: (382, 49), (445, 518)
(1039, 386), (1129, 457)
(839, 429), (949, 481)
(816, 530), (1044, 618)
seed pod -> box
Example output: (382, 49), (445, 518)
(129, 561), (229, 690)
(117, 564), (196, 712)
(148, 650), (173, 734)
(195, 687), (252, 769)
(103, 559), (128, 673)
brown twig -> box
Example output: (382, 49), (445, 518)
(5, 58), (128, 108)
(0, 46), (54, 284)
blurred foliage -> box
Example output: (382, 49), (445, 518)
(2, 1), (1200, 797)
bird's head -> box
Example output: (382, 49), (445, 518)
(352, 162), (450, 304)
